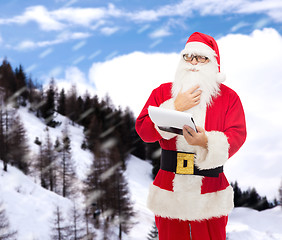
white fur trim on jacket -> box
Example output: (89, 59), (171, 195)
(194, 131), (230, 170)
(153, 98), (178, 140)
(147, 183), (234, 221)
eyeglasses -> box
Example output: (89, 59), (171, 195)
(183, 54), (209, 63)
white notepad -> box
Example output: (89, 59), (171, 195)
(148, 106), (197, 135)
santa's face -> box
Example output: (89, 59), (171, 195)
(172, 52), (221, 106)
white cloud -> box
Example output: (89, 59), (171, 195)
(237, 0), (282, 14)
(130, 0), (282, 23)
(218, 28), (282, 199)
(0, 4), (119, 31)
(17, 40), (36, 50)
(0, 5), (93, 29)
(0, 5), (66, 31)
(15, 31), (91, 50)
(69, 32), (92, 39)
(149, 27), (171, 38)
(1, 1), (282, 39)
(52, 7), (106, 26)
(100, 26), (119, 36)
(54, 66), (96, 97)
(89, 28), (282, 199)
(89, 51), (179, 116)
(48, 66), (63, 78)
(218, 28), (282, 124)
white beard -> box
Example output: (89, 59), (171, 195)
(172, 59), (221, 107)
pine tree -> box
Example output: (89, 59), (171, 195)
(0, 105), (14, 172)
(65, 85), (78, 124)
(0, 103), (7, 171)
(40, 79), (57, 127)
(38, 127), (57, 192)
(109, 147), (134, 239)
(86, 115), (102, 152)
(84, 153), (105, 229)
(146, 142), (161, 179)
(230, 181), (275, 211)
(28, 81), (44, 117)
(76, 96), (84, 122)
(0, 59), (17, 103)
(231, 181), (242, 207)
(0, 201), (17, 240)
(79, 92), (93, 128)
(147, 224), (159, 240)
(57, 88), (66, 116)
(68, 202), (89, 240)
(279, 180), (282, 209)
(83, 206), (97, 239)
(14, 65), (28, 107)
(27, 76), (35, 105)
(8, 114), (29, 174)
(50, 206), (70, 240)
(56, 123), (76, 198)
(35, 137), (50, 189)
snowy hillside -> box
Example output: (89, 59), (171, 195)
(0, 163), (73, 239)
(0, 106), (282, 239)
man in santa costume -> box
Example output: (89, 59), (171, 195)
(135, 32), (247, 240)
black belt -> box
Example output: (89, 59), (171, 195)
(161, 149), (223, 177)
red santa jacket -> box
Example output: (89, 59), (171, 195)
(136, 82), (246, 221)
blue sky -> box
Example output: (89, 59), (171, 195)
(0, 0), (282, 85)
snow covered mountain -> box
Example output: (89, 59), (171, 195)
(0, 106), (282, 239)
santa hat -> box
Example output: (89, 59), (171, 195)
(182, 32), (225, 82)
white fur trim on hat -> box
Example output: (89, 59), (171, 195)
(181, 42), (218, 66)
(194, 131), (230, 170)
(147, 183), (234, 221)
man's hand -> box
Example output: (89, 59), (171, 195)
(174, 85), (202, 112)
(183, 125), (208, 149)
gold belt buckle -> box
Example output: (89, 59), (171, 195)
(176, 152), (194, 175)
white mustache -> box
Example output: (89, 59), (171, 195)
(186, 65), (201, 72)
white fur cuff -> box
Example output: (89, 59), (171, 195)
(195, 131), (229, 170)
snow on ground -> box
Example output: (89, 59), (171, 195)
(0, 163), (73, 240)
(18, 107), (93, 180)
(125, 155), (155, 239)
(228, 207), (282, 240)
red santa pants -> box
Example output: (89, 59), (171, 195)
(155, 215), (228, 240)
